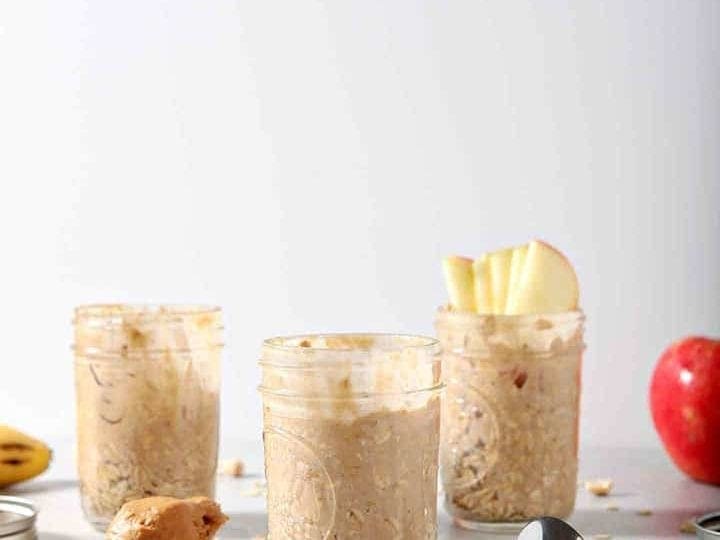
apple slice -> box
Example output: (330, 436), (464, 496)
(505, 240), (579, 314)
(472, 254), (492, 313)
(505, 245), (528, 312)
(488, 248), (514, 314)
(442, 256), (475, 311)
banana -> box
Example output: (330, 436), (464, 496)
(0, 425), (52, 487)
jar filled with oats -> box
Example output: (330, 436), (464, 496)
(435, 308), (584, 532)
(73, 305), (222, 530)
(260, 334), (443, 539)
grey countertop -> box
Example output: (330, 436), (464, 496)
(6, 438), (718, 539)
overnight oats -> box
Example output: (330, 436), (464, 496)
(73, 305), (222, 529)
(438, 240), (585, 531)
(260, 334), (442, 539)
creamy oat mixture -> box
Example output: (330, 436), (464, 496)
(436, 310), (584, 523)
(261, 334), (441, 539)
(263, 400), (440, 539)
(74, 306), (221, 527)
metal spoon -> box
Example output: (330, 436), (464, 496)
(518, 517), (583, 540)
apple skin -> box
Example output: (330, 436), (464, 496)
(650, 336), (720, 484)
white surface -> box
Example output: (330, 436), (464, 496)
(0, 1), (719, 448)
(6, 440), (719, 539)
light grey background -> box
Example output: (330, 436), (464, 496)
(0, 0), (717, 449)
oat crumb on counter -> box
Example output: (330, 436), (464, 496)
(585, 478), (613, 496)
(240, 480), (267, 498)
(680, 519), (696, 534)
(593, 535), (612, 540)
(220, 458), (245, 477)
(606, 505), (619, 512)
(636, 509), (652, 516)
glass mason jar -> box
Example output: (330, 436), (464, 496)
(260, 334), (443, 539)
(73, 304), (222, 529)
(435, 309), (585, 532)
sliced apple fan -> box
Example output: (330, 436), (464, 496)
(442, 240), (579, 315)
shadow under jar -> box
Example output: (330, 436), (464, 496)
(73, 304), (222, 530)
(435, 309), (585, 533)
(260, 334), (443, 540)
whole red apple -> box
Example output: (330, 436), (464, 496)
(650, 336), (720, 484)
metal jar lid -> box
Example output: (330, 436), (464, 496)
(0, 496), (37, 539)
(696, 512), (720, 539)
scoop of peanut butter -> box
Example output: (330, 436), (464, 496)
(106, 496), (228, 540)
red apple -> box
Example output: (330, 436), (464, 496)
(650, 336), (720, 484)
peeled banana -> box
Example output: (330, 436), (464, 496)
(0, 425), (52, 487)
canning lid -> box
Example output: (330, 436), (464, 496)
(0, 496), (37, 539)
(696, 512), (720, 539)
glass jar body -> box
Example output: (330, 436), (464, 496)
(260, 334), (442, 540)
(435, 310), (584, 531)
(73, 305), (222, 530)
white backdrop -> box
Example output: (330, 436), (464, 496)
(0, 0), (717, 449)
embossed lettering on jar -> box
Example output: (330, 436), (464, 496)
(435, 309), (585, 532)
(73, 305), (222, 530)
(260, 334), (443, 539)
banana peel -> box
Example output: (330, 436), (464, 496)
(0, 425), (52, 487)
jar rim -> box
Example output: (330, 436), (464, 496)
(74, 304), (221, 321)
(258, 381), (445, 399)
(435, 306), (585, 324)
(262, 332), (439, 354)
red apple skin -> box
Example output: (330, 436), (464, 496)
(650, 336), (720, 484)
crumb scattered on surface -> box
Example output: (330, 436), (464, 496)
(680, 519), (696, 534)
(606, 505), (619, 512)
(585, 478), (614, 496)
(593, 535), (612, 540)
(220, 458), (245, 477)
(636, 509), (652, 516)
(240, 480), (267, 498)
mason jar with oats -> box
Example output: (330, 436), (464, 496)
(73, 305), (222, 529)
(438, 240), (585, 531)
(260, 333), (443, 539)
